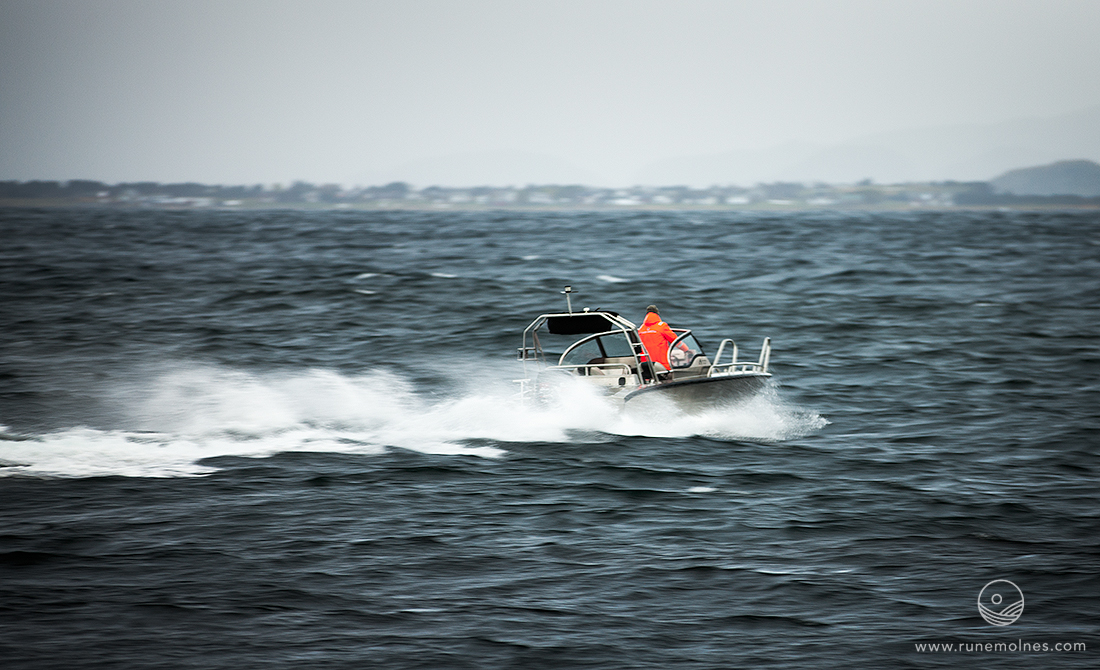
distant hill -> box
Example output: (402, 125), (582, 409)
(990, 160), (1100, 197)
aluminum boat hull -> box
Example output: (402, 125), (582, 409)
(623, 372), (770, 412)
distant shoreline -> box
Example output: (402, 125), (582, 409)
(3, 176), (1099, 211)
(3, 199), (1098, 212)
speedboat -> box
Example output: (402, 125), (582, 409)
(517, 287), (772, 413)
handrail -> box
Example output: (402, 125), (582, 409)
(711, 338), (738, 368)
(708, 337), (772, 376)
(710, 362), (766, 374)
(758, 337), (771, 372)
(547, 363), (633, 377)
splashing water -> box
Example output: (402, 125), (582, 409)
(0, 364), (826, 478)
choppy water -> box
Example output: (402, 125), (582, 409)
(1, 207), (1097, 668)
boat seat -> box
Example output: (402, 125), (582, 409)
(581, 357), (635, 377)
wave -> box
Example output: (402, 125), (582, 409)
(0, 363), (826, 479)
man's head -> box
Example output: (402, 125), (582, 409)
(646, 304), (659, 315)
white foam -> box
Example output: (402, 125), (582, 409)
(0, 364), (825, 479)
(0, 426), (389, 479)
(596, 274), (628, 283)
(1, 366), (504, 479)
(430, 272), (458, 278)
(614, 386), (829, 442)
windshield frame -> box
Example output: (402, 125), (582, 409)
(559, 329), (640, 367)
(667, 329), (708, 369)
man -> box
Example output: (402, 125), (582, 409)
(638, 304), (682, 369)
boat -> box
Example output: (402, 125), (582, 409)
(517, 287), (772, 413)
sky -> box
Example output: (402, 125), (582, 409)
(2, 0), (1100, 187)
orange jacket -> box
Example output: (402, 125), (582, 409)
(638, 312), (678, 368)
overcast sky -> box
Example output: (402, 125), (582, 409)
(2, 0), (1099, 186)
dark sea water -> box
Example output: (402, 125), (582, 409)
(1, 207), (1098, 668)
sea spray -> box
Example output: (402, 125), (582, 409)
(1, 363), (825, 478)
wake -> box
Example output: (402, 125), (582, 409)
(0, 363), (826, 478)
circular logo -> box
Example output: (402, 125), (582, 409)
(978, 579), (1024, 626)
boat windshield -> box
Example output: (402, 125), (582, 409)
(668, 331), (707, 369)
(560, 331), (636, 367)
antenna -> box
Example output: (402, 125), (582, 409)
(561, 285), (574, 314)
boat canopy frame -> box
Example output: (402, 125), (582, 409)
(518, 310), (644, 367)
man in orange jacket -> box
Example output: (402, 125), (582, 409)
(638, 304), (684, 369)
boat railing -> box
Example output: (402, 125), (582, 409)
(709, 337), (771, 376)
(547, 362), (634, 378)
(712, 339), (738, 368)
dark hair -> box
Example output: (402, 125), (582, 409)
(646, 304), (659, 314)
